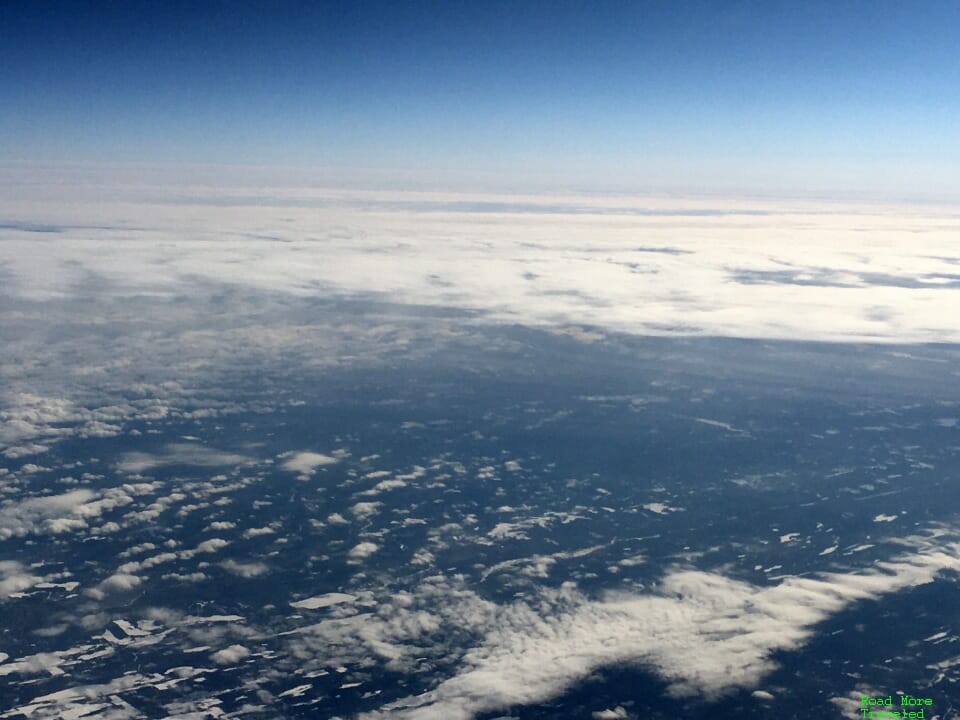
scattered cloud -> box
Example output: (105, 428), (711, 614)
(210, 644), (251, 665)
(221, 560), (269, 578)
(242, 526), (275, 539)
(117, 443), (249, 473)
(351, 502), (383, 520)
(86, 572), (142, 600)
(359, 478), (408, 496)
(0, 489), (101, 540)
(351, 529), (960, 720)
(280, 451), (338, 477)
(592, 707), (629, 720)
(0, 561), (44, 599)
(290, 592), (357, 610)
(348, 542), (379, 560)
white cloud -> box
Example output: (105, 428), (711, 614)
(2, 442), (49, 459)
(242, 526), (275, 538)
(352, 529), (960, 720)
(0, 489), (97, 540)
(0, 650), (72, 678)
(119, 542), (157, 558)
(209, 644), (251, 665)
(348, 542), (379, 560)
(3, 189), (958, 345)
(100, 573), (142, 592)
(831, 687), (886, 719)
(4, 183), (960, 720)
(592, 707), (628, 720)
(221, 560), (269, 578)
(481, 544), (608, 582)
(281, 451), (338, 476)
(359, 478), (408, 496)
(116, 443), (249, 473)
(175, 538), (231, 560)
(0, 488), (133, 540)
(0, 394), (80, 449)
(290, 592), (357, 610)
(350, 502), (383, 520)
(194, 538), (230, 554)
(642, 502), (679, 515)
(411, 549), (435, 566)
(86, 572), (143, 599)
(0, 394), (175, 458)
(117, 552), (178, 574)
(162, 571), (207, 583)
(0, 561), (44, 599)
(0, 669), (159, 717)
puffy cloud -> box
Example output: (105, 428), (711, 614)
(353, 530), (960, 720)
(592, 708), (628, 720)
(280, 451), (338, 477)
(0, 394), (78, 449)
(133, 552), (178, 571)
(86, 572), (143, 599)
(207, 520), (236, 531)
(831, 687), (885, 719)
(2, 443), (49, 459)
(0, 561), (43, 599)
(0, 394), (167, 457)
(162, 571), (207, 583)
(175, 537), (230, 561)
(281, 574), (495, 678)
(0, 485), (140, 542)
(210, 644), (251, 665)
(221, 560), (269, 578)
(242, 526), (275, 539)
(119, 542), (157, 558)
(194, 538), (230, 554)
(411, 549), (435, 566)
(0, 489), (96, 540)
(359, 478), (408, 496)
(347, 542), (379, 560)
(100, 573), (142, 592)
(350, 502), (383, 520)
(0, 650), (71, 678)
(43, 517), (88, 534)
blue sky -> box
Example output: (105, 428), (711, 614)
(2, 0), (958, 195)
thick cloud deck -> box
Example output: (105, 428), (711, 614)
(1, 182), (959, 720)
(1, 186), (958, 344)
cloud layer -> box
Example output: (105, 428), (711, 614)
(342, 530), (960, 719)
(1, 187), (958, 344)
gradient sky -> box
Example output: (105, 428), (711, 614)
(2, 0), (958, 195)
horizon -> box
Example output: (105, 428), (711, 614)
(3, 0), (960, 199)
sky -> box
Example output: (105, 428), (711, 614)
(2, 0), (959, 196)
